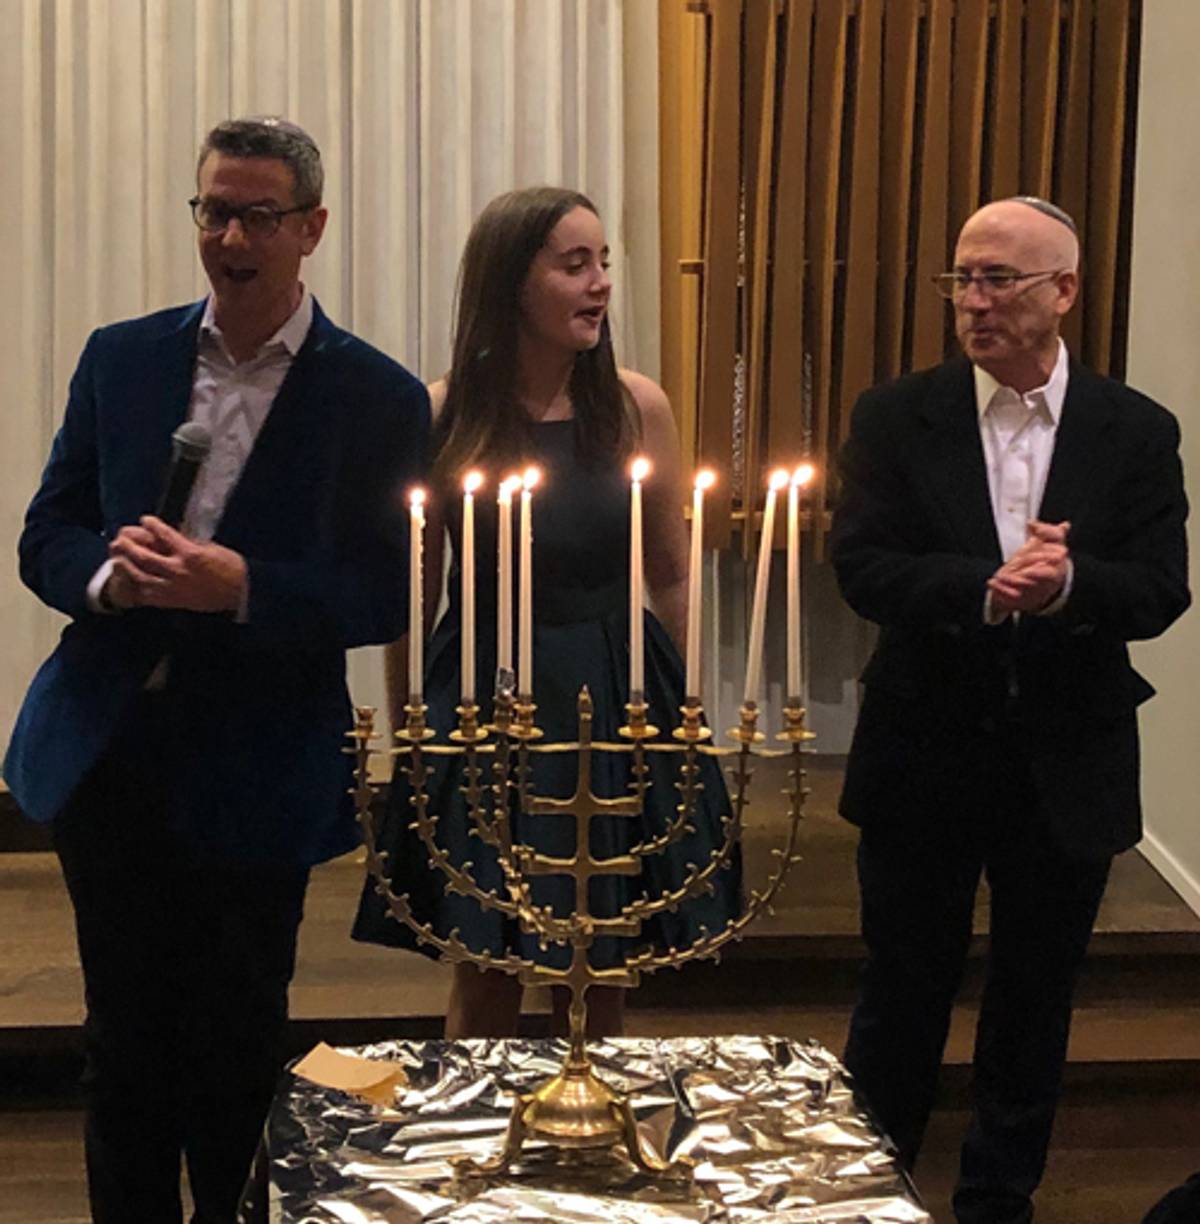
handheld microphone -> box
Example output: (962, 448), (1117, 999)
(156, 422), (212, 527)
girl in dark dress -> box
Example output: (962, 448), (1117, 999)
(352, 187), (740, 1037)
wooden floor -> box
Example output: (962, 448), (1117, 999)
(3, 758), (1200, 1221)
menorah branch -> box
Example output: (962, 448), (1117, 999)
(349, 690), (812, 1179)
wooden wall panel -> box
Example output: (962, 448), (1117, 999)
(840, 0), (881, 412)
(1085, 0), (1130, 373)
(696, 0), (741, 545)
(660, 0), (1140, 542)
(804, 0), (848, 523)
(876, 0), (920, 382)
(1057, 0), (1094, 359)
(910, 0), (953, 371)
(989, 0), (1024, 198)
(1023, 0), (1061, 196)
(658, 0), (702, 461)
(766, 0), (814, 465)
(948, 0), (989, 234)
(741, 1), (779, 545)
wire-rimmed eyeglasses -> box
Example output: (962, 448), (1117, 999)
(931, 268), (1065, 300)
(188, 196), (313, 238)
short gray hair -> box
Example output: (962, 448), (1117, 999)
(197, 116), (323, 206)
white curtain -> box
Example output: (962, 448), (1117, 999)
(0, 0), (659, 751)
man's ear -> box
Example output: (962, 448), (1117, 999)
(300, 207), (328, 256)
(1055, 269), (1079, 316)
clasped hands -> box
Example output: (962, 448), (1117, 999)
(104, 516), (247, 613)
(987, 519), (1070, 615)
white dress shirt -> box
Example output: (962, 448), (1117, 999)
(88, 288), (314, 611)
(974, 338), (1071, 621)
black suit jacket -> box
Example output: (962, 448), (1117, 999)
(831, 355), (1189, 858)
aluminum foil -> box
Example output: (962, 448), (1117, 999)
(244, 1035), (929, 1223)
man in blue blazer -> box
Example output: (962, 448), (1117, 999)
(831, 199), (1188, 1223)
(4, 118), (429, 1222)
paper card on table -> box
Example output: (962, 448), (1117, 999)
(292, 1041), (408, 1106)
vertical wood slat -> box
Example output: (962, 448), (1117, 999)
(1022, 0), (1061, 195)
(839, 0), (881, 415)
(804, 0), (848, 540)
(766, 0), (813, 466)
(661, 0), (1140, 524)
(875, 0), (920, 382)
(658, 0), (704, 462)
(678, 20), (707, 474)
(657, 0), (685, 438)
(989, 0), (1023, 198)
(741, 0), (779, 555)
(1057, 0), (1094, 359)
(740, 0), (773, 285)
(948, 0), (989, 236)
(910, 0), (953, 371)
(697, 0), (742, 545)
(1084, 0), (1130, 374)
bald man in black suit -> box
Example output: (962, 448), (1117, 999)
(831, 198), (1189, 1224)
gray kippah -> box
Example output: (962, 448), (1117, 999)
(1005, 196), (1078, 236)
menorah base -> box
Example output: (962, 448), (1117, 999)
(457, 1060), (693, 1179)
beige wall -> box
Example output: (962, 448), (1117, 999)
(1127, 1), (1200, 915)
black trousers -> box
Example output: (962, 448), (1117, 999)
(53, 731), (308, 1224)
(843, 749), (1111, 1224)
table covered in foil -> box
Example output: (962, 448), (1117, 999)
(245, 1035), (929, 1222)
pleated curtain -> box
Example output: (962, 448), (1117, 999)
(0, 0), (659, 745)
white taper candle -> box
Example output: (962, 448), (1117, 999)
(629, 456), (651, 702)
(786, 464), (815, 703)
(408, 488), (426, 707)
(496, 474), (518, 687)
(686, 469), (716, 701)
(518, 467), (539, 699)
(460, 471), (483, 704)
(743, 469), (789, 706)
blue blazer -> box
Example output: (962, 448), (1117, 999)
(4, 299), (429, 866)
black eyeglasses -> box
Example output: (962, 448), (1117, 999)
(188, 196), (312, 238)
(932, 269), (1064, 300)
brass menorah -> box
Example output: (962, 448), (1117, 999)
(350, 689), (813, 1177)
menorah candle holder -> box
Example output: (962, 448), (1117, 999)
(350, 687), (812, 1178)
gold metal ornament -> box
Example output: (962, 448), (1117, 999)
(350, 686), (813, 1177)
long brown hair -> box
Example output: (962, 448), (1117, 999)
(431, 187), (638, 490)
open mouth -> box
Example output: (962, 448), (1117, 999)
(224, 266), (258, 284)
(576, 307), (605, 324)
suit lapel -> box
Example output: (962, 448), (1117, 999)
(1037, 359), (1115, 525)
(917, 358), (1003, 560)
(114, 304), (203, 524)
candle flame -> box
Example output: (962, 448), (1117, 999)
(409, 487), (426, 509)
(522, 466), (541, 491)
(463, 470), (484, 494)
(791, 463), (816, 487)
(768, 468), (790, 491)
(631, 456), (651, 483)
(694, 468), (716, 491)
(499, 474), (522, 499)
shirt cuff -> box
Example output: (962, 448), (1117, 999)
(983, 587), (1011, 626)
(235, 571), (250, 624)
(1035, 558), (1074, 616)
(86, 559), (117, 613)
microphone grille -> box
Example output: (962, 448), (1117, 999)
(172, 421), (212, 461)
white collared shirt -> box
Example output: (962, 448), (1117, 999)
(87, 288), (314, 611)
(975, 338), (1068, 560)
(974, 338), (1071, 622)
(183, 287), (313, 540)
